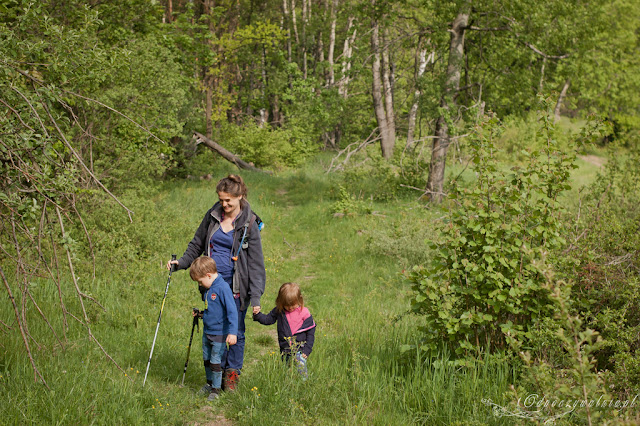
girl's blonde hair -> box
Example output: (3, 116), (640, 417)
(276, 282), (304, 313)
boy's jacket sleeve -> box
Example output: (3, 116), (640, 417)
(223, 285), (238, 336)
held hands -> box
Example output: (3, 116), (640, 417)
(226, 334), (237, 346)
(252, 306), (261, 315)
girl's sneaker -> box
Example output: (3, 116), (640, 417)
(295, 352), (308, 380)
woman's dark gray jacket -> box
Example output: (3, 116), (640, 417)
(176, 200), (265, 310)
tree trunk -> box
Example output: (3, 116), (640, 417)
(327, 0), (337, 86)
(338, 17), (356, 98)
(371, 12), (392, 159)
(302, 0), (308, 79)
(205, 75), (214, 139)
(554, 79), (570, 123)
(425, 0), (470, 203)
(539, 57), (546, 93)
(283, 0), (293, 64)
(381, 28), (396, 152)
(272, 94), (282, 127)
(406, 45), (429, 149)
(194, 132), (271, 173)
(165, 0), (173, 23)
(291, 0), (300, 45)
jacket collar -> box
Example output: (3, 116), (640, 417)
(210, 200), (252, 230)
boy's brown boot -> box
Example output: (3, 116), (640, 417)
(222, 368), (239, 392)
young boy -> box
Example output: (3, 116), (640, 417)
(189, 256), (238, 401)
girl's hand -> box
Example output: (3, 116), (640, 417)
(227, 334), (237, 346)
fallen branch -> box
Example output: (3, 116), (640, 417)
(193, 132), (272, 174)
(326, 128), (380, 173)
(399, 183), (448, 200)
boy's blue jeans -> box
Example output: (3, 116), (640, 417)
(202, 335), (226, 389)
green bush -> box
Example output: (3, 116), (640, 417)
(556, 146), (640, 397)
(220, 121), (317, 170)
(496, 112), (573, 162)
(409, 111), (576, 356)
(77, 186), (168, 272)
(342, 145), (430, 202)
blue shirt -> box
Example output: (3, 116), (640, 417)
(209, 227), (234, 286)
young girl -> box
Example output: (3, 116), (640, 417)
(253, 282), (316, 379)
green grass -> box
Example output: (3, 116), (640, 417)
(0, 153), (603, 425)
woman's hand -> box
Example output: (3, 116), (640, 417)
(252, 306), (261, 315)
(167, 259), (179, 271)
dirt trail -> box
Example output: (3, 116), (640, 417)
(579, 155), (606, 168)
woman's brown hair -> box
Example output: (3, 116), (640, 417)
(275, 282), (304, 313)
(216, 174), (248, 199)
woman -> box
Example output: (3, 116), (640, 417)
(168, 174), (265, 391)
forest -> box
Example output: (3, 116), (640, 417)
(1, 0), (639, 424)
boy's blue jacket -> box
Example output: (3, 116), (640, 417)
(253, 307), (316, 357)
(203, 275), (238, 336)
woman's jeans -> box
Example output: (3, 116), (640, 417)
(221, 296), (246, 372)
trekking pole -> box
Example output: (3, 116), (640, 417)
(181, 308), (200, 386)
(143, 254), (177, 386)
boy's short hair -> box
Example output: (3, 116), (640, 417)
(189, 256), (217, 281)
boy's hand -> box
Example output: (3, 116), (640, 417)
(226, 334), (237, 346)
(252, 306), (261, 315)
(167, 259), (179, 271)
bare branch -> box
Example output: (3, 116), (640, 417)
(41, 101), (134, 222)
(520, 39), (569, 60)
(0, 265), (49, 388)
(326, 127), (381, 173)
(55, 207), (130, 380)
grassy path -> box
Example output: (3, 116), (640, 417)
(161, 163), (517, 425)
(2, 153), (601, 424)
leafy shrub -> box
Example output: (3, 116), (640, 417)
(510, 263), (612, 425)
(220, 121), (317, 170)
(342, 145), (430, 202)
(76, 186), (168, 272)
(496, 112), (573, 162)
(556, 146), (640, 397)
(330, 185), (370, 215)
(408, 111), (577, 355)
